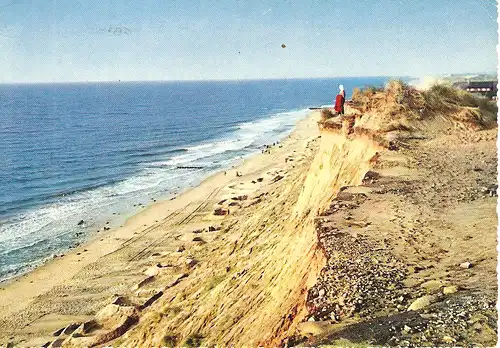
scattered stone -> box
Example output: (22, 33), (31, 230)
(318, 289), (326, 297)
(208, 225), (221, 232)
(77, 220), (85, 226)
(257, 178), (264, 182)
(460, 262), (472, 269)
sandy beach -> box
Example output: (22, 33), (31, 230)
(0, 109), (323, 346)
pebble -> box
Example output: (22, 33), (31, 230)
(460, 262), (472, 269)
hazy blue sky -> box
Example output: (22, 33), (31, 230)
(0, 0), (497, 82)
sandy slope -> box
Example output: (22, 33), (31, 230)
(0, 111), (323, 347)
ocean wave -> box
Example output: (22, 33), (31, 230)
(0, 107), (311, 281)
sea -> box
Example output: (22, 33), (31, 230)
(0, 77), (390, 282)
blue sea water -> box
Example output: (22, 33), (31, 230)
(0, 77), (389, 281)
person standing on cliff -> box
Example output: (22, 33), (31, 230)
(334, 84), (345, 115)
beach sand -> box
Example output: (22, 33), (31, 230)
(0, 110), (322, 346)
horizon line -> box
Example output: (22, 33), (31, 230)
(0, 71), (495, 85)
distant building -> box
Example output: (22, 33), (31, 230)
(454, 80), (497, 100)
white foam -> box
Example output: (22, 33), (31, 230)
(0, 107), (311, 279)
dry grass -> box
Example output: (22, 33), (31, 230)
(321, 108), (336, 119)
(352, 80), (498, 131)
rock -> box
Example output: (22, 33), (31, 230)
(176, 245), (185, 252)
(77, 220), (85, 226)
(62, 323), (81, 335)
(208, 225), (221, 232)
(110, 295), (130, 306)
(192, 236), (206, 243)
(402, 325), (412, 334)
(144, 266), (160, 277)
(460, 262), (472, 269)
(257, 178), (264, 182)
(231, 195), (248, 201)
(421, 280), (444, 292)
(270, 175), (284, 183)
(443, 285), (459, 295)
(81, 320), (97, 334)
(307, 316), (316, 322)
(318, 288), (326, 297)
(214, 208), (230, 216)
(186, 258), (198, 268)
(408, 295), (440, 311)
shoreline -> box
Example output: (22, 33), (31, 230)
(0, 110), (322, 345)
(0, 110), (308, 286)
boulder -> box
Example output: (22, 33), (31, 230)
(407, 294), (440, 311)
(214, 208), (229, 216)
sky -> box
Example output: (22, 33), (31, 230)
(0, 0), (497, 82)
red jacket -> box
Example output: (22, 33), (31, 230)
(334, 94), (345, 113)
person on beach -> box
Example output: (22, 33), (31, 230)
(334, 84), (345, 115)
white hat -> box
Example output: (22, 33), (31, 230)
(339, 84), (344, 91)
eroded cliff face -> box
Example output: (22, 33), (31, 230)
(295, 129), (381, 219)
(112, 118), (382, 347)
